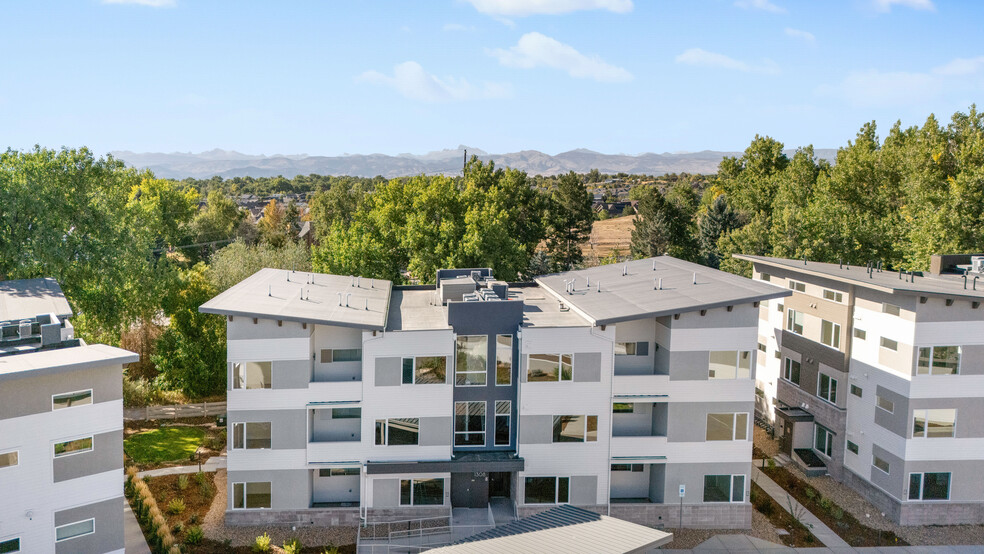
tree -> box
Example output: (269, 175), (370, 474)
(697, 194), (740, 268)
(629, 188), (690, 259)
(191, 190), (247, 250)
(545, 171), (593, 271)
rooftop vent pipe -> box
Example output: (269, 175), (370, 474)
(693, 272), (697, 285)
(622, 265), (627, 276)
(346, 293), (352, 307)
(337, 292), (342, 306)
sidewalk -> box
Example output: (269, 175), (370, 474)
(137, 453), (226, 478)
(752, 466), (851, 549)
(124, 502), (151, 554)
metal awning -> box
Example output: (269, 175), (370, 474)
(774, 405), (814, 422)
(306, 401), (361, 407)
(366, 452), (525, 475)
(611, 456), (667, 463)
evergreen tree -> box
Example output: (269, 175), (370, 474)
(545, 171), (593, 271)
(697, 193), (740, 268)
(630, 188), (688, 259)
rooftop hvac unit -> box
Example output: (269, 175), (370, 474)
(972, 256), (984, 274)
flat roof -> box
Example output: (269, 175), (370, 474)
(0, 343), (138, 380)
(199, 268), (392, 330)
(536, 256), (789, 326)
(0, 278), (72, 322)
(386, 289), (449, 331)
(735, 255), (984, 300)
(429, 504), (672, 554)
(513, 286), (591, 328)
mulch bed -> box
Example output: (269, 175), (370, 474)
(750, 482), (818, 547)
(144, 472), (218, 546)
(186, 540), (356, 553)
(763, 465), (908, 547)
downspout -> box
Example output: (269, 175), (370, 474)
(606, 325), (615, 517)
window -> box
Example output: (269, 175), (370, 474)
(854, 328), (866, 340)
(774, 350), (781, 359)
(611, 464), (644, 472)
(233, 362), (272, 389)
(846, 440), (859, 455)
(612, 403), (634, 414)
(52, 389), (92, 410)
(0, 538), (19, 553)
(615, 342), (636, 356)
(783, 358), (801, 385)
(880, 337), (898, 351)
(912, 409), (956, 438)
(788, 280), (806, 292)
(414, 356), (447, 384)
(703, 474), (744, 503)
(524, 477), (569, 504)
(708, 351), (752, 380)
(908, 472), (950, 501)
(55, 519), (94, 542)
(456, 335), (488, 386)
(760, 272), (771, 282)
(818, 373), (837, 404)
(402, 358), (413, 384)
(917, 346), (960, 375)
(882, 303), (901, 316)
(54, 436), (92, 458)
(0, 450), (17, 469)
(319, 468), (359, 477)
(496, 335), (512, 385)
(454, 401), (486, 446)
(786, 309), (804, 335)
(527, 353), (573, 382)
(495, 401), (511, 446)
(873, 454), (890, 474)
(706, 413), (748, 441)
(820, 320), (841, 349)
(823, 289), (843, 303)
(758, 342), (767, 353)
(320, 348), (362, 363)
(233, 482), (272, 509)
(552, 415), (598, 443)
(850, 384), (863, 398)
(374, 418), (419, 446)
(876, 395), (894, 413)
(776, 302), (784, 313)
(332, 407), (360, 419)
(400, 478), (444, 505)
(232, 422), (272, 449)
(814, 425), (833, 457)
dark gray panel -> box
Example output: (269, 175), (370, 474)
(226, 469), (310, 510)
(420, 417), (452, 446)
(519, 415), (552, 444)
(667, 401), (753, 442)
(373, 478), (400, 508)
(0, 364), (121, 420)
(273, 359), (311, 389)
(870, 443), (905, 500)
(874, 386), (909, 438)
(573, 353), (601, 382)
(570, 475), (598, 505)
(782, 330), (847, 373)
(54, 496), (124, 554)
(53, 430), (123, 483)
(375, 357), (401, 386)
(667, 350), (712, 381)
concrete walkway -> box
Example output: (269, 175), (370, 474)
(124, 502), (151, 554)
(137, 453), (226, 478)
(661, 534), (984, 553)
(752, 466), (851, 549)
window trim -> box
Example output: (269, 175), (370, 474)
(783, 357), (801, 385)
(232, 361), (272, 390)
(454, 401), (487, 448)
(912, 409), (956, 439)
(814, 424), (833, 458)
(399, 477), (446, 506)
(708, 350), (752, 380)
(846, 440), (859, 455)
(494, 400), (511, 447)
(551, 414), (598, 443)
(788, 280), (806, 293)
(916, 345), (961, 376)
(876, 395), (895, 414)
(231, 481), (273, 510)
(853, 328), (866, 340)
(523, 476), (570, 504)
(232, 422), (272, 450)
(495, 334), (513, 386)
(526, 353), (574, 382)
(882, 302), (901, 316)
(705, 412), (749, 441)
(51, 389), (93, 411)
(374, 418), (420, 446)
(907, 472), (951, 501)
(53, 436), (93, 459)
(702, 474), (745, 503)
(401, 355), (448, 385)
(455, 335), (489, 387)
(850, 384), (863, 398)
(872, 454), (891, 475)
(822, 289), (843, 303)
(817, 373), (838, 405)
(0, 537), (19, 553)
(786, 309), (804, 335)
(880, 337), (898, 351)
(55, 518), (95, 543)
(820, 320), (841, 350)
(0, 450), (18, 470)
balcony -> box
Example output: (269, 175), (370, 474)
(308, 440), (364, 463)
(610, 436), (668, 459)
(310, 407), (362, 443)
(307, 380), (362, 403)
(313, 360), (362, 383)
(610, 462), (665, 504)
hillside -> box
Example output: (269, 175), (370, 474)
(584, 215), (637, 260)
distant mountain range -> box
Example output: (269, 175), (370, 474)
(112, 146), (837, 180)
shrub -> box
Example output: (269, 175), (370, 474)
(168, 499), (186, 515)
(833, 507), (844, 520)
(195, 471), (207, 487)
(323, 545), (341, 554)
(252, 532), (272, 552)
(805, 488), (816, 500)
(755, 498), (774, 517)
(151, 514), (168, 534)
(283, 537), (303, 554)
(177, 474), (189, 491)
(819, 497), (833, 512)
(185, 525), (204, 545)
(187, 514), (200, 525)
(173, 522), (184, 535)
(767, 458), (776, 469)
(199, 479), (216, 501)
(158, 531), (175, 551)
(169, 546), (183, 554)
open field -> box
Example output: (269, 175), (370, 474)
(583, 215), (636, 260)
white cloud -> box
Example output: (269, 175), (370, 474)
(872, 0), (935, 12)
(734, 0), (785, 14)
(784, 27), (815, 43)
(462, 0), (632, 17)
(101, 0), (175, 6)
(443, 23), (476, 32)
(932, 56), (984, 76)
(674, 48), (779, 75)
(356, 61), (511, 102)
(488, 32), (632, 82)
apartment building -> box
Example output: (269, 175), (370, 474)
(199, 257), (787, 531)
(0, 278), (137, 554)
(738, 254), (984, 525)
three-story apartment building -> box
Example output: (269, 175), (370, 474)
(200, 257), (787, 530)
(738, 254), (984, 525)
(0, 278), (137, 554)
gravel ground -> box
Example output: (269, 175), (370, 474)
(753, 425), (780, 458)
(202, 469), (357, 548)
(661, 511), (781, 549)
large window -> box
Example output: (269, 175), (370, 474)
(708, 351), (751, 380)
(527, 354), (573, 382)
(706, 413), (748, 441)
(54, 437), (92, 458)
(456, 335), (488, 386)
(52, 389), (92, 410)
(912, 409), (956, 438)
(817, 373), (837, 404)
(55, 519), (94, 542)
(873, 454), (890, 474)
(615, 341), (648, 356)
(495, 401), (511, 446)
(820, 320), (841, 349)
(786, 309), (804, 335)
(232, 422), (272, 449)
(917, 346), (960, 375)
(908, 472), (950, 501)
(0, 450), (17, 469)
(400, 478), (444, 506)
(403, 356), (447, 384)
(814, 425), (833, 457)
(320, 348), (362, 363)
(703, 474), (744, 503)
(552, 415), (598, 443)
(375, 418), (420, 446)
(524, 476), (569, 504)
(0, 538), (19, 553)
(783, 358), (801, 385)
(454, 401), (486, 446)
(233, 362), (271, 389)
(232, 482), (271, 509)
(496, 335), (512, 385)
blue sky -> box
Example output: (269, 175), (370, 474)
(1, 0), (982, 157)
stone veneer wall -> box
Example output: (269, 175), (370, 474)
(517, 503), (751, 530)
(844, 469), (984, 525)
(777, 379), (847, 481)
(225, 507), (361, 527)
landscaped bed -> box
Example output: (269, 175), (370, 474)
(750, 482), (818, 547)
(762, 464), (908, 547)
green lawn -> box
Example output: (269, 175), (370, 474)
(124, 427), (206, 464)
